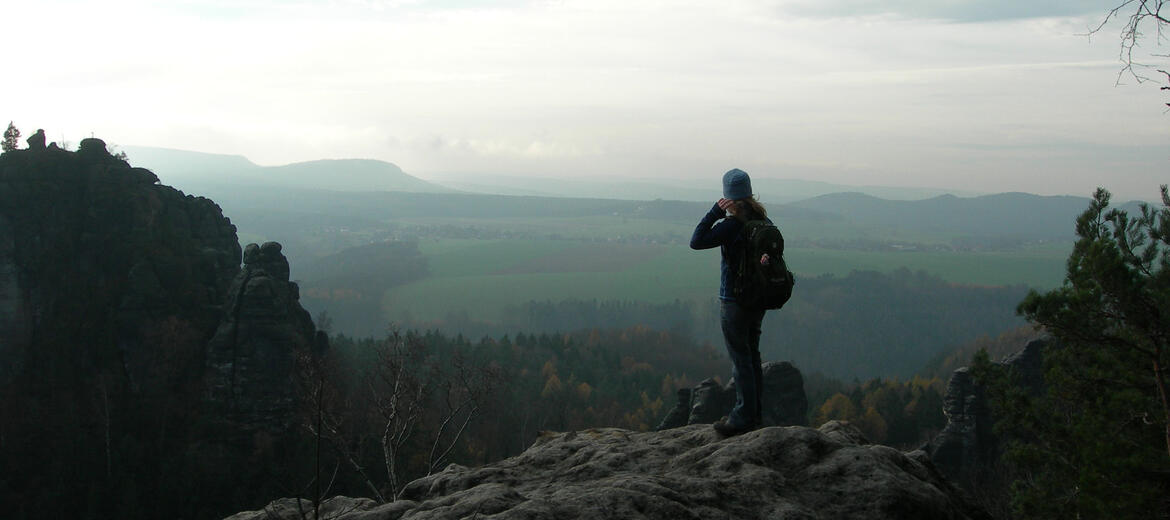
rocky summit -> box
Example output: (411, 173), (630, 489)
(206, 241), (328, 441)
(0, 137), (327, 518)
(0, 138), (241, 379)
(229, 421), (990, 520)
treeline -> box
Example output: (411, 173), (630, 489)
(809, 376), (946, 449)
(298, 323), (956, 505)
(919, 326), (1042, 381)
(0, 313), (960, 520)
(763, 268), (1027, 379)
(400, 269), (1028, 380)
(298, 240), (430, 337)
(0, 321), (723, 519)
(501, 299), (697, 338)
(290, 325), (726, 505)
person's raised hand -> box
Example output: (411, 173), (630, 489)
(718, 198), (741, 218)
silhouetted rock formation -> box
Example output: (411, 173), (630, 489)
(922, 338), (1048, 488)
(656, 387), (694, 431)
(760, 361), (810, 426)
(0, 136), (241, 384)
(206, 241), (328, 441)
(229, 422), (991, 520)
(656, 361), (808, 430)
(0, 137), (326, 517)
(25, 129), (44, 150)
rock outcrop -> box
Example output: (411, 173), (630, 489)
(0, 137), (325, 425)
(0, 137), (241, 386)
(656, 361), (808, 430)
(922, 338), (1048, 488)
(206, 241), (328, 440)
(229, 422), (990, 520)
(25, 129), (45, 150)
(760, 361), (810, 426)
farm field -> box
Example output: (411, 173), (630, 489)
(395, 215), (696, 241)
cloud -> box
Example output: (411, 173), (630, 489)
(8, 0), (1167, 199)
(425, 135), (595, 159)
(781, 0), (1108, 23)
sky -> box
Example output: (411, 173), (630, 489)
(5, 0), (1168, 200)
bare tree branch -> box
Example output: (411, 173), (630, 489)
(1090, 1), (1170, 85)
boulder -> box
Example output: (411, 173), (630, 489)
(687, 377), (735, 425)
(657, 361), (808, 430)
(761, 361), (809, 427)
(129, 166), (160, 184)
(655, 388), (693, 431)
(235, 422), (990, 520)
(25, 129), (45, 150)
(77, 137), (108, 156)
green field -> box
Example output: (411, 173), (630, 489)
(395, 216), (695, 241)
(382, 238), (1070, 323)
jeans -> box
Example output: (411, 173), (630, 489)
(720, 300), (766, 428)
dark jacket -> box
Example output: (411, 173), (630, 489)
(690, 203), (772, 301)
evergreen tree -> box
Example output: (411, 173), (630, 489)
(2, 122), (19, 152)
(975, 187), (1170, 518)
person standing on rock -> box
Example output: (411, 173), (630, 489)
(690, 168), (772, 436)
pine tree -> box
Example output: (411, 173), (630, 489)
(1020, 187), (1170, 458)
(974, 187), (1170, 518)
(2, 122), (19, 152)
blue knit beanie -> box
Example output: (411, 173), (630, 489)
(722, 168), (752, 200)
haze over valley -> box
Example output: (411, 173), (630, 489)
(121, 144), (1109, 380)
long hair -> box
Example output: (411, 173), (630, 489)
(741, 196), (767, 220)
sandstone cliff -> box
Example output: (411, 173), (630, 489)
(0, 138), (326, 519)
(206, 241), (329, 441)
(229, 421), (990, 520)
(0, 138), (240, 384)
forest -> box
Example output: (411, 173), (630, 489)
(0, 315), (959, 518)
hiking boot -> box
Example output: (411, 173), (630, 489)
(712, 417), (756, 436)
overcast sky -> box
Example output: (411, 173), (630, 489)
(6, 0), (1168, 200)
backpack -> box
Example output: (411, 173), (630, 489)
(733, 220), (795, 310)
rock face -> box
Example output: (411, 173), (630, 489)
(206, 241), (328, 439)
(231, 422), (990, 520)
(0, 137), (241, 385)
(922, 338), (1048, 488)
(656, 361), (809, 430)
(0, 136), (324, 454)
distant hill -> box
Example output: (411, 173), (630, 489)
(124, 145), (990, 203)
(122, 145), (455, 194)
(258, 159), (452, 192)
(788, 191), (1094, 239)
(121, 145), (260, 175)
